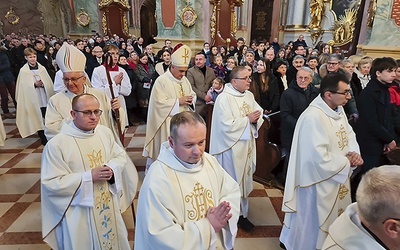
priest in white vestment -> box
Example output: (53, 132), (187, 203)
(280, 73), (363, 249)
(209, 66), (263, 232)
(135, 111), (240, 250)
(45, 42), (126, 144)
(143, 43), (196, 168)
(323, 165), (400, 250)
(16, 48), (54, 143)
(91, 44), (131, 127)
(41, 94), (136, 250)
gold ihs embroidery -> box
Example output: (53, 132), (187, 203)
(239, 101), (252, 117)
(336, 125), (348, 150)
(87, 150), (103, 169)
(185, 182), (215, 221)
(338, 184), (349, 200)
(338, 208), (344, 216)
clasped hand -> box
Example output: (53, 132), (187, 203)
(206, 201), (232, 233)
(346, 151), (363, 167)
(91, 165), (114, 182)
(179, 95), (193, 105)
(247, 110), (261, 123)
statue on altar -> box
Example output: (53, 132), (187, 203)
(309, 0), (325, 30)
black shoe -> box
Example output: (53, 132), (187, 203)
(279, 242), (287, 249)
(238, 216), (254, 232)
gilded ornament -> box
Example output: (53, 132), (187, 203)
(180, 6), (197, 28)
(367, 0), (377, 28)
(332, 8), (357, 46)
(338, 184), (349, 200)
(102, 13), (108, 35)
(185, 182), (215, 221)
(335, 124), (348, 150)
(210, 5), (217, 40)
(76, 8), (91, 27)
(309, 0), (325, 30)
(122, 14), (129, 35)
(5, 7), (20, 25)
(231, 11), (237, 36)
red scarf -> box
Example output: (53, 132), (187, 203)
(389, 86), (400, 106)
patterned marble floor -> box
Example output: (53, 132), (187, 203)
(0, 109), (284, 249)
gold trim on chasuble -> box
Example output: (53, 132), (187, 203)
(335, 124), (348, 150)
(87, 149), (120, 249)
(185, 182), (215, 220)
(239, 101), (254, 177)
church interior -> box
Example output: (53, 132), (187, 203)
(0, 0), (399, 248)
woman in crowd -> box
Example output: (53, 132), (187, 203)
(224, 56), (237, 83)
(118, 54), (139, 126)
(134, 53), (155, 122)
(127, 51), (139, 71)
(354, 56), (373, 89)
(154, 49), (171, 76)
(252, 58), (280, 113)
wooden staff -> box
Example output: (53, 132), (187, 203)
(104, 52), (124, 146)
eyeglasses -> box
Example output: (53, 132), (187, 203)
(327, 62), (339, 66)
(297, 76), (310, 81)
(331, 90), (351, 96)
(73, 109), (103, 117)
(62, 75), (85, 84)
(93, 50), (103, 53)
(234, 76), (252, 82)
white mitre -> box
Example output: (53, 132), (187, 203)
(56, 42), (86, 73)
(170, 43), (192, 67)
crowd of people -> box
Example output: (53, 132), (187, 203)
(1, 31), (400, 249)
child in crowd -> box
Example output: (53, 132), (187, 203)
(211, 55), (227, 79)
(206, 77), (225, 104)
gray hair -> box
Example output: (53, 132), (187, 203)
(297, 66), (314, 77)
(293, 55), (305, 63)
(328, 54), (342, 62)
(170, 111), (205, 141)
(356, 165), (400, 225)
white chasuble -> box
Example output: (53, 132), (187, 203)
(135, 142), (240, 250)
(280, 95), (360, 250)
(322, 203), (386, 249)
(143, 69), (196, 161)
(41, 123), (131, 250)
(75, 135), (121, 250)
(16, 63), (54, 138)
(209, 83), (263, 198)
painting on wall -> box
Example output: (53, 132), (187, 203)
(331, 0), (361, 18)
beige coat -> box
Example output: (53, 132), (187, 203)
(186, 66), (215, 114)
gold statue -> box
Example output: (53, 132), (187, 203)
(309, 0), (325, 30)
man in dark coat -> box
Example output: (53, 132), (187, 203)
(278, 67), (319, 184)
(352, 57), (398, 200)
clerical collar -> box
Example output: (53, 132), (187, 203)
(230, 84), (245, 94)
(361, 222), (389, 250)
(71, 121), (95, 134)
(29, 63), (38, 70)
(168, 147), (202, 169)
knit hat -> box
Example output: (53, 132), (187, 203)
(170, 43), (192, 67)
(56, 42), (86, 73)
